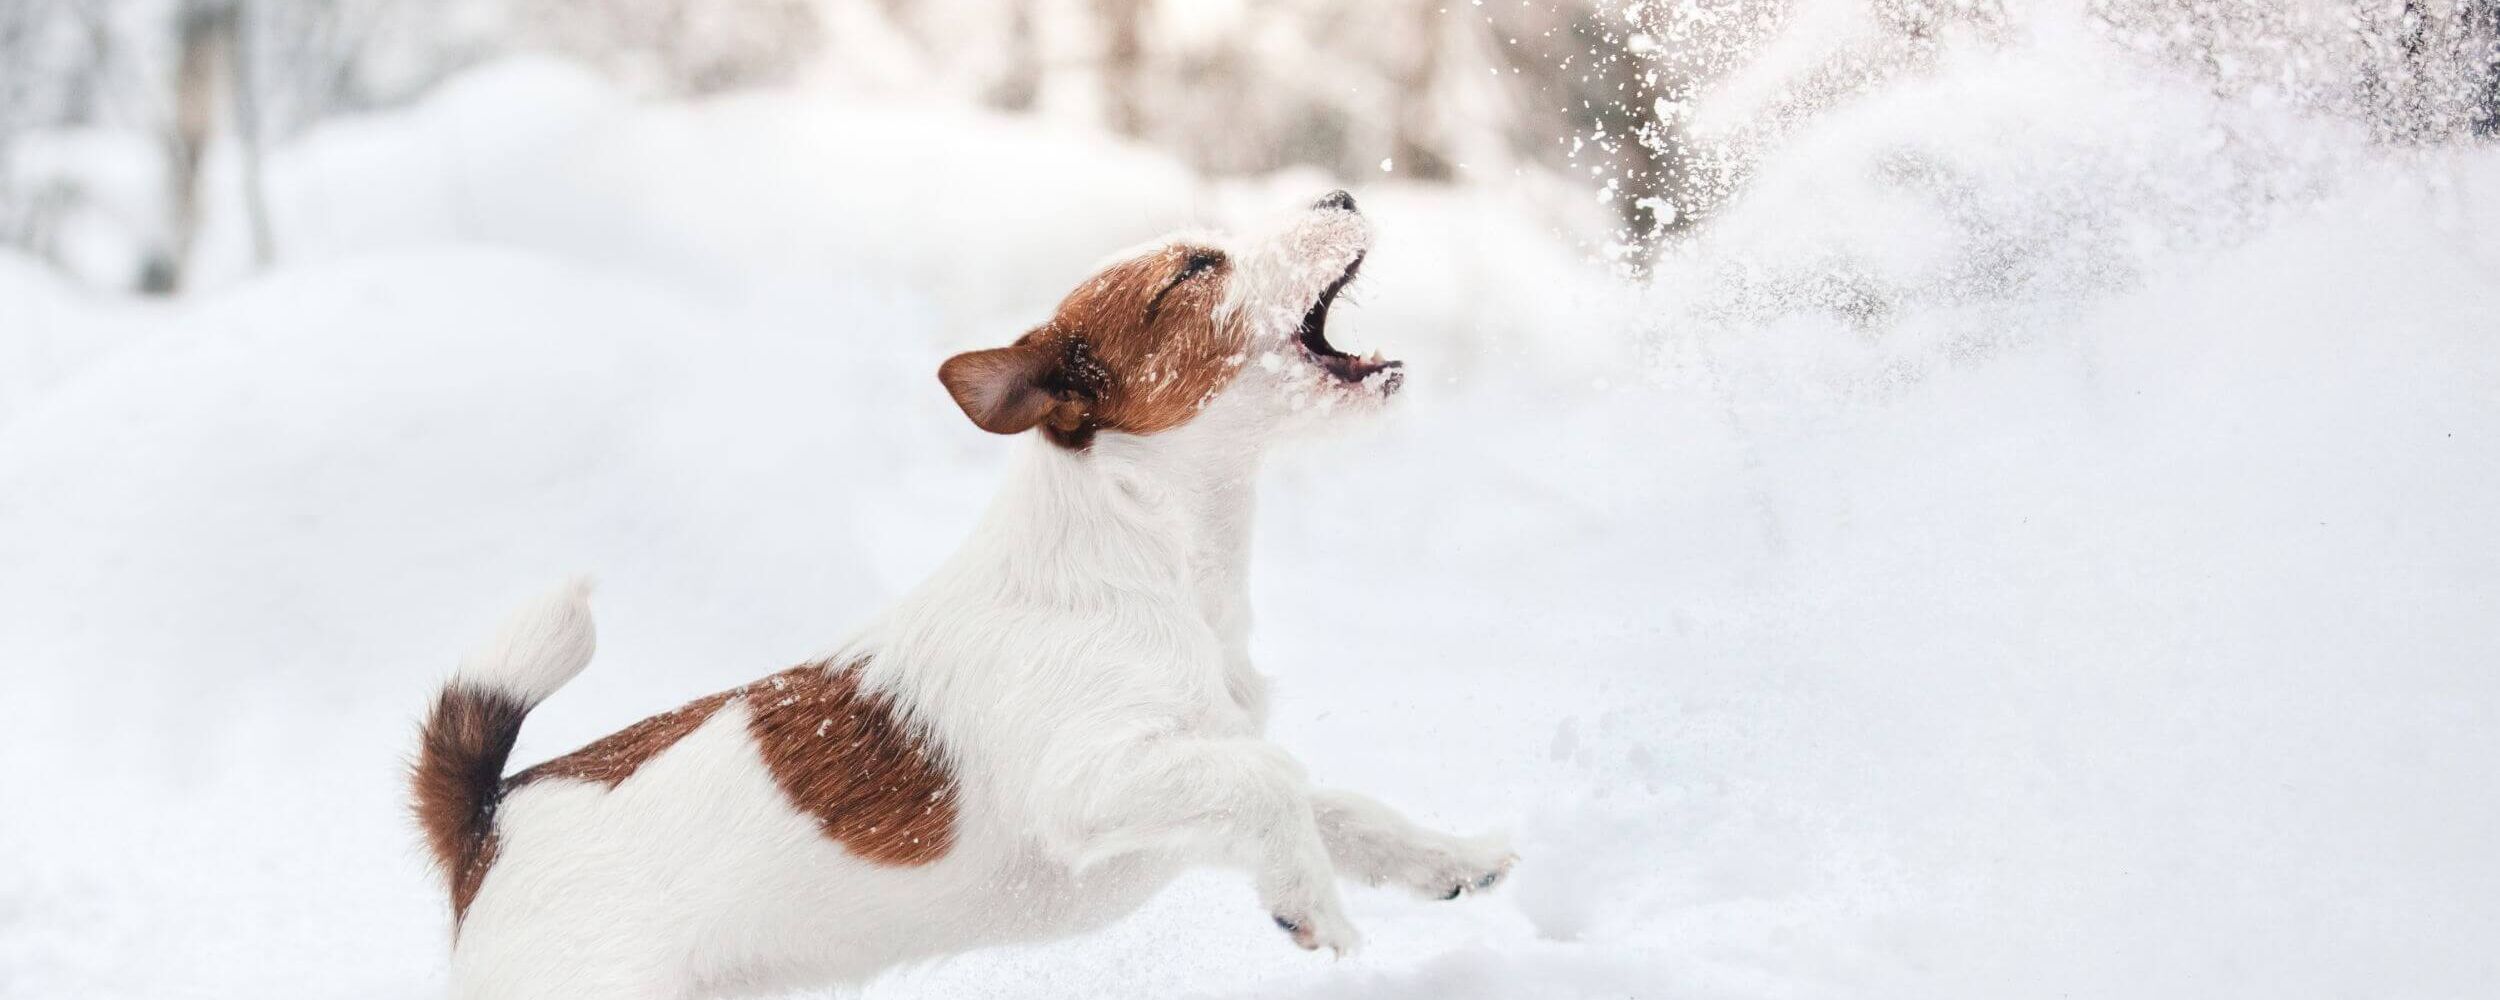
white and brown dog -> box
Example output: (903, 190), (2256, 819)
(411, 191), (1516, 999)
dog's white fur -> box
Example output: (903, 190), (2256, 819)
(452, 578), (598, 708)
(441, 201), (1513, 999)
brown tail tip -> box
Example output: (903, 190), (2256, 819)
(410, 684), (530, 923)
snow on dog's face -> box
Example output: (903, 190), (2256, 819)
(939, 191), (1399, 449)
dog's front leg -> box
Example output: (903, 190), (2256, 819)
(1312, 789), (1517, 901)
(1060, 738), (1358, 955)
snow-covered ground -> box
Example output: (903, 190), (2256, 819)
(5, 16), (2499, 1000)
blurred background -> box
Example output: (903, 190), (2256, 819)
(4, 2), (2500, 999)
(5, 0), (2498, 295)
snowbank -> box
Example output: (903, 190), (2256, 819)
(0, 250), (157, 424)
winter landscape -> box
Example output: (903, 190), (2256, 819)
(3, 1), (2498, 998)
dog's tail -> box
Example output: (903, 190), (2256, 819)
(410, 577), (597, 921)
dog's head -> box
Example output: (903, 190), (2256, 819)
(939, 190), (1400, 451)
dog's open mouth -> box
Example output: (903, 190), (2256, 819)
(1297, 253), (1402, 389)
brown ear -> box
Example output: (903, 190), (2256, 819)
(939, 344), (1068, 435)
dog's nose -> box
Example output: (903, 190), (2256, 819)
(1314, 189), (1357, 213)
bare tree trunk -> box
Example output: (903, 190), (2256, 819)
(232, 0), (273, 267)
(155, 0), (236, 294)
(985, 0), (1042, 112)
(2400, 0), (2436, 141)
(1391, 0), (1453, 181)
(2471, 0), (2500, 136)
(1096, 0), (1145, 137)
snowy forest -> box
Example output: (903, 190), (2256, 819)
(7, 0), (2497, 292)
(4, 0), (2499, 997)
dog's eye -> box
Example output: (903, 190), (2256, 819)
(1144, 250), (1225, 323)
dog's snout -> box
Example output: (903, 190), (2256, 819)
(1313, 189), (1357, 213)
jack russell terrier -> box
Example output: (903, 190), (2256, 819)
(411, 190), (1516, 999)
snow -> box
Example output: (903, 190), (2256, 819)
(6, 18), (2500, 1000)
(0, 251), (156, 425)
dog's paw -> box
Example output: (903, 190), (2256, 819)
(1262, 844), (1360, 956)
(1270, 901), (1362, 957)
(1436, 854), (1516, 899)
(1400, 832), (1518, 902)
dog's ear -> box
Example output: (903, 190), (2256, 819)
(938, 341), (1082, 435)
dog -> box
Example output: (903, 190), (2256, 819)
(410, 191), (1517, 999)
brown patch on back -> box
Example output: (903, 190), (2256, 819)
(745, 663), (957, 864)
(410, 685), (529, 924)
(507, 689), (737, 788)
(502, 661), (956, 865)
(940, 245), (1248, 449)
